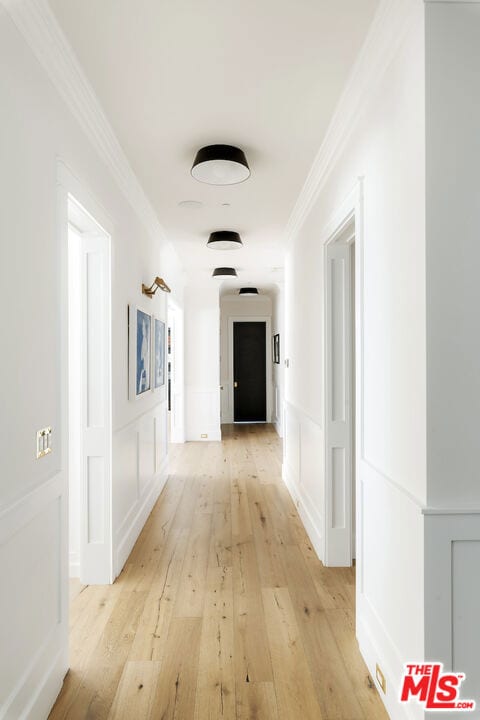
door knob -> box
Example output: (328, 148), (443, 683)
(234, 381), (238, 388)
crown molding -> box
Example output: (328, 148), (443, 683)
(1, 0), (173, 251)
(284, 0), (420, 244)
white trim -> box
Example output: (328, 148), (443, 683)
(320, 182), (363, 567)
(284, 399), (322, 430)
(422, 507), (480, 515)
(362, 457), (424, 509)
(65, 189), (114, 586)
(227, 316), (273, 424)
(284, 0), (418, 243)
(114, 398), (167, 435)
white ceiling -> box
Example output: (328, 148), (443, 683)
(49, 0), (379, 291)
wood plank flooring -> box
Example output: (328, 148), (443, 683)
(50, 424), (388, 720)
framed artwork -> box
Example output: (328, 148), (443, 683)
(273, 333), (280, 364)
(129, 305), (152, 399)
(153, 317), (166, 389)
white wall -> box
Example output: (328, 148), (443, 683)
(424, 1), (480, 705)
(283, 4), (426, 719)
(219, 293), (273, 424)
(0, 6), (184, 718)
(184, 285), (221, 441)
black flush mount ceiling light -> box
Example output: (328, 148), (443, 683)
(212, 267), (238, 279)
(207, 231), (243, 251)
(191, 144), (250, 185)
(239, 287), (259, 296)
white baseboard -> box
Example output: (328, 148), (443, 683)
(114, 456), (169, 576)
(282, 461), (324, 563)
(2, 624), (67, 720)
(274, 420), (283, 438)
(357, 598), (422, 720)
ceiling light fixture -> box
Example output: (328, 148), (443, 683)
(191, 144), (250, 185)
(239, 287), (259, 296)
(207, 231), (243, 251)
(212, 267), (238, 279)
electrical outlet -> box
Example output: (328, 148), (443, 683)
(376, 663), (386, 695)
(201, 433), (208, 439)
(36, 427), (52, 459)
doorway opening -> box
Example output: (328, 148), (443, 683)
(167, 297), (185, 443)
(67, 195), (112, 587)
(232, 320), (270, 423)
(324, 217), (356, 567)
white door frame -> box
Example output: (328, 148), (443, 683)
(227, 316), (273, 423)
(323, 180), (364, 567)
(59, 161), (113, 588)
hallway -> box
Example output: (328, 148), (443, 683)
(50, 426), (386, 720)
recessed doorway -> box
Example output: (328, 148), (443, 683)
(67, 194), (112, 585)
(233, 320), (268, 423)
(324, 216), (356, 567)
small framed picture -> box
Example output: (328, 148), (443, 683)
(153, 317), (166, 390)
(273, 333), (280, 364)
(129, 305), (152, 399)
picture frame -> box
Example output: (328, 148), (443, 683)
(129, 305), (152, 399)
(153, 316), (166, 390)
(273, 333), (280, 364)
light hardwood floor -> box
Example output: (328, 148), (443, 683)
(50, 424), (388, 720)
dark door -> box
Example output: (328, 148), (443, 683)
(233, 321), (266, 422)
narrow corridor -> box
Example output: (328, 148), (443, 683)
(49, 426), (387, 720)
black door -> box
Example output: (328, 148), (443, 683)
(233, 321), (266, 422)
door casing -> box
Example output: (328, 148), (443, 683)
(227, 315), (273, 424)
(324, 214), (356, 567)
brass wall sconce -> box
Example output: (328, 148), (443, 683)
(142, 276), (171, 297)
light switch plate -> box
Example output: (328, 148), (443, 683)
(36, 427), (52, 459)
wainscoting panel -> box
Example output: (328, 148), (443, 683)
(113, 401), (169, 576)
(273, 382), (283, 437)
(283, 401), (324, 561)
(358, 458), (424, 720)
(424, 511), (480, 703)
(0, 472), (67, 720)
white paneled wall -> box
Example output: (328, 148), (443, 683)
(425, 513), (480, 703)
(283, 402), (325, 560)
(0, 473), (67, 720)
(113, 401), (169, 576)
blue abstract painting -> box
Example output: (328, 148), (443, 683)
(154, 318), (165, 388)
(136, 309), (151, 394)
